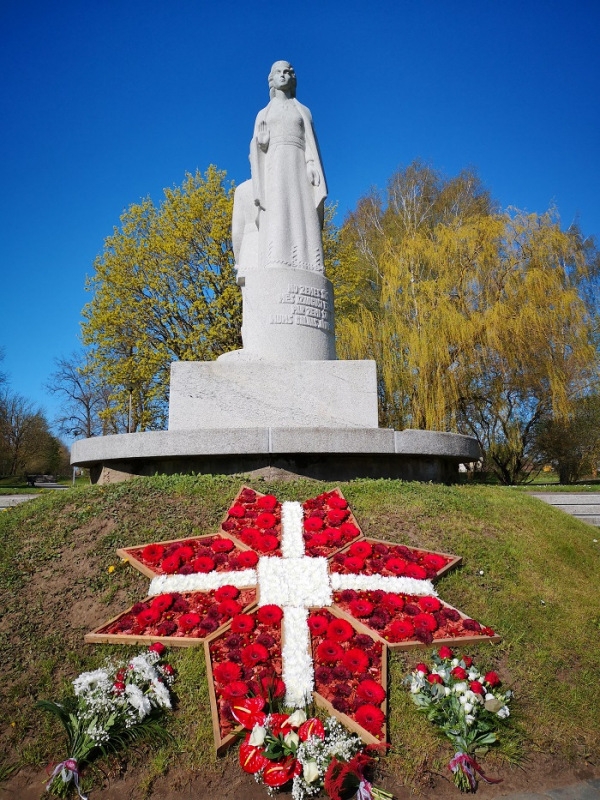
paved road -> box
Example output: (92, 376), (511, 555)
(529, 492), (600, 526)
(0, 494), (39, 508)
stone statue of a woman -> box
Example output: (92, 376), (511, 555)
(250, 60), (327, 273)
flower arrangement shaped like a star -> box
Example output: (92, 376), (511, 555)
(87, 487), (499, 751)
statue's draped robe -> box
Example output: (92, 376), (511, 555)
(251, 97), (327, 274)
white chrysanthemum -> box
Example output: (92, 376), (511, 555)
(73, 668), (111, 697)
(125, 683), (152, 719)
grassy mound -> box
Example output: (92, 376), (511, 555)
(1, 475), (598, 793)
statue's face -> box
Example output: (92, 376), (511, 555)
(270, 61), (296, 92)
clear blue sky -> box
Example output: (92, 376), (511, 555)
(1, 0), (599, 433)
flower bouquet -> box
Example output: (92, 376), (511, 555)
(405, 647), (512, 792)
(231, 697), (393, 799)
(38, 644), (174, 798)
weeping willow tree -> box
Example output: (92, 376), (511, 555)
(333, 162), (598, 482)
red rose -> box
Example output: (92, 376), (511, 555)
(113, 681), (125, 694)
(349, 599), (374, 618)
(342, 648), (369, 672)
(148, 641), (166, 656)
(214, 585), (240, 601)
(228, 503), (246, 518)
(415, 663), (429, 674)
(343, 556), (364, 572)
(438, 646), (454, 659)
(418, 596), (441, 612)
(316, 640), (344, 663)
(356, 679), (386, 705)
(160, 554), (181, 574)
(151, 595), (173, 613)
(162, 663), (174, 676)
(178, 612), (201, 633)
(260, 676), (285, 698)
(348, 541), (373, 559)
(451, 666), (468, 680)
(307, 614), (329, 635)
(211, 538), (234, 553)
(231, 614), (255, 633)
(427, 673), (443, 685)
(257, 605), (283, 625)
(256, 512), (276, 529)
(141, 543), (164, 564)
(256, 494), (278, 510)
(470, 680), (485, 696)
(213, 661), (242, 683)
(241, 643), (269, 667)
(237, 550), (259, 567)
(326, 618), (354, 642)
(192, 555), (215, 573)
(462, 655), (473, 668)
(484, 671), (501, 688)
(355, 704), (385, 736)
(388, 619), (415, 641)
(384, 557), (408, 576)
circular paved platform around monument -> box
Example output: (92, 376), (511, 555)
(71, 427), (480, 484)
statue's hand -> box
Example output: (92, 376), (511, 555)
(306, 162), (320, 187)
(257, 121), (269, 150)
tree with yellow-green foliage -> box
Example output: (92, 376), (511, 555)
(81, 166), (241, 431)
(333, 161), (599, 483)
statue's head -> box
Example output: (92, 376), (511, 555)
(268, 61), (297, 98)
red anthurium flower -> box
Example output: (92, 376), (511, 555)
(268, 713), (293, 737)
(418, 596), (441, 612)
(484, 671), (501, 687)
(316, 640), (344, 663)
(451, 666), (468, 680)
(307, 615), (329, 635)
(241, 643), (269, 667)
(343, 648), (369, 672)
(298, 718), (325, 741)
(326, 618), (354, 643)
(214, 585), (240, 601)
(231, 614), (255, 633)
(213, 661), (242, 683)
(211, 538), (234, 553)
(355, 704), (385, 736)
(262, 755), (298, 787)
(427, 673), (443, 684)
(438, 646), (454, 659)
(239, 742), (269, 774)
(356, 679), (386, 705)
(256, 512), (277, 529)
(141, 543), (164, 564)
(231, 697), (266, 729)
(192, 556), (215, 573)
(256, 494), (278, 511)
(257, 605), (283, 625)
(470, 680), (485, 696)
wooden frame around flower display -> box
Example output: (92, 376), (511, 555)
(85, 589), (257, 647)
(331, 536), (462, 581)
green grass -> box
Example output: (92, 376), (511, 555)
(1, 474), (599, 792)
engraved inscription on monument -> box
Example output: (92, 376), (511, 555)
(270, 283), (332, 331)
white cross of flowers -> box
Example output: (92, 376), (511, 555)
(147, 502), (437, 708)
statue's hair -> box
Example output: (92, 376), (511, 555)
(268, 61), (297, 98)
